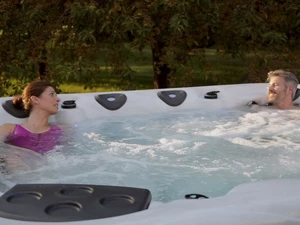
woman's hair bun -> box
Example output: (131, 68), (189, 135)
(12, 95), (24, 110)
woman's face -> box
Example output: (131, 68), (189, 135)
(34, 86), (61, 115)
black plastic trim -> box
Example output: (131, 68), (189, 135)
(157, 90), (187, 107)
(95, 94), (127, 111)
(2, 100), (28, 118)
(204, 91), (219, 99)
(0, 184), (151, 222)
(61, 100), (76, 109)
(293, 88), (300, 101)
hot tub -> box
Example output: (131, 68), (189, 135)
(0, 83), (300, 225)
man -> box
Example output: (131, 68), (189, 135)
(267, 70), (299, 110)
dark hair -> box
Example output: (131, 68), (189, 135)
(13, 80), (54, 111)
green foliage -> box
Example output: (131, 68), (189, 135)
(0, 0), (300, 95)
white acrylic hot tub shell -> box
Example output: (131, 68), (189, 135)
(1, 83), (300, 225)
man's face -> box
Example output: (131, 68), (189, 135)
(268, 76), (289, 104)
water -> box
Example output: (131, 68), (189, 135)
(1, 107), (300, 202)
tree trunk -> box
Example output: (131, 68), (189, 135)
(151, 42), (171, 89)
(38, 48), (48, 80)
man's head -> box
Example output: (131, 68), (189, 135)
(267, 70), (299, 109)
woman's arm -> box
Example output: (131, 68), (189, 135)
(0, 142), (44, 174)
(57, 124), (69, 129)
(0, 123), (15, 142)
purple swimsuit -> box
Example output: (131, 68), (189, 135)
(5, 124), (63, 154)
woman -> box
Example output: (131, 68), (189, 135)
(0, 80), (63, 154)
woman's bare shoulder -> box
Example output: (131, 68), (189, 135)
(0, 123), (16, 139)
(57, 124), (69, 129)
(0, 123), (16, 132)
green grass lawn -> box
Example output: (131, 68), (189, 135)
(2, 48), (247, 96)
(57, 48), (246, 94)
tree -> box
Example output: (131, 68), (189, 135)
(215, 0), (300, 81)
(0, 0), (68, 94)
(0, 0), (218, 92)
(1, 0), (300, 95)
(63, 0), (218, 88)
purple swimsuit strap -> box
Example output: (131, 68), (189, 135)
(12, 124), (60, 135)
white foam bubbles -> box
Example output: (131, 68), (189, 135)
(2, 108), (300, 202)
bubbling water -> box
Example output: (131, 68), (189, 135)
(2, 108), (300, 202)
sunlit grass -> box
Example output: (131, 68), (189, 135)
(59, 83), (123, 93)
(57, 49), (246, 92)
(3, 48), (247, 95)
